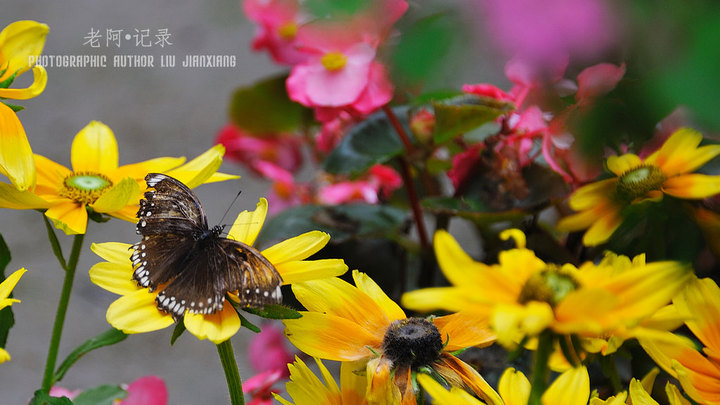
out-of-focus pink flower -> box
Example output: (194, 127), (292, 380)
(215, 124), (303, 174)
(243, 369), (283, 405)
(462, 83), (515, 103)
(49, 386), (81, 400)
(248, 322), (295, 377)
(505, 55), (568, 108)
(576, 62), (626, 102)
(243, 0), (309, 65)
(480, 0), (615, 72)
(369, 164), (402, 198)
(409, 108), (436, 143)
(448, 144), (483, 190)
(315, 110), (356, 153)
(318, 164), (401, 204)
(255, 161), (309, 215)
(119, 375), (168, 405)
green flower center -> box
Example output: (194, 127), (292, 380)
(58, 172), (113, 205)
(518, 265), (579, 307)
(616, 164), (667, 201)
(321, 52), (347, 71)
(382, 318), (443, 368)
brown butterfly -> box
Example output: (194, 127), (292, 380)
(132, 173), (282, 320)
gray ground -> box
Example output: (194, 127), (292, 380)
(0, 0), (498, 403)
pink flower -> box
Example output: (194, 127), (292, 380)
(369, 164), (402, 198)
(462, 83), (514, 103)
(243, 0), (309, 65)
(318, 164), (401, 204)
(316, 111), (356, 153)
(215, 124), (303, 174)
(119, 376), (168, 405)
(248, 322), (295, 377)
(49, 386), (81, 400)
(254, 161), (309, 214)
(243, 369), (283, 405)
(575, 62), (626, 102)
(448, 144), (483, 190)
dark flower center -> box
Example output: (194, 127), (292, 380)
(616, 164), (667, 201)
(518, 264), (579, 307)
(382, 318), (444, 368)
(58, 172), (113, 205)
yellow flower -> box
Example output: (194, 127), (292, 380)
(0, 268), (27, 364)
(419, 366), (590, 405)
(90, 197), (348, 344)
(557, 128), (720, 246)
(0, 120), (236, 234)
(402, 229), (691, 348)
(274, 357), (368, 405)
(589, 369), (691, 405)
(282, 270), (499, 405)
(640, 276), (720, 405)
(0, 20), (50, 191)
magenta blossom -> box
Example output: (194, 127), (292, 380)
(248, 322), (295, 377)
(48, 386), (81, 401)
(243, 0), (309, 65)
(318, 164), (402, 204)
(215, 124), (303, 174)
(120, 375), (168, 405)
(243, 369), (283, 405)
(254, 161), (310, 215)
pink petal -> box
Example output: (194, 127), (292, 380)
(248, 323), (295, 375)
(576, 63), (626, 101)
(318, 181), (379, 204)
(462, 83), (514, 102)
(349, 61), (394, 114)
(120, 375), (168, 405)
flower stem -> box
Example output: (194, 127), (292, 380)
(217, 340), (245, 405)
(41, 232), (84, 391)
(528, 331), (554, 405)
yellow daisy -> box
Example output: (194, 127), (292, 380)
(640, 276), (720, 405)
(402, 229), (691, 348)
(0, 20), (49, 191)
(90, 197), (348, 344)
(589, 369), (691, 405)
(419, 366), (590, 405)
(0, 120), (236, 234)
(282, 270), (499, 405)
(557, 127), (720, 246)
(0, 268), (27, 364)
(274, 357), (368, 405)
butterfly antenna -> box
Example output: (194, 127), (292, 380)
(218, 189), (243, 230)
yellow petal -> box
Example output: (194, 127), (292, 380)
(91, 177), (140, 213)
(33, 154), (71, 191)
(662, 174), (720, 199)
(628, 378), (658, 405)
(0, 347), (10, 363)
(91, 242), (133, 264)
(366, 357), (401, 405)
(111, 157), (186, 183)
(645, 128), (706, 176)
(281, 357), (336, 404)
(0, 268), (26, 300)
(606, 153), (642, 176)
(283, 312), (379, 361)
(71, 121), (119, 173)
(0, 65), (47, 99)
(665, 382), (692, 405)
(0, 181), (51, 209)
(291, 277), (389, 341)
(183, 304), (240, 344)
(89, 262), (138, 295)
(165, 144), (239, 189)
(106, 289), (174, 333)
(0, 102), (35, 190)
(262, 230), (330, 265)
(45, 200), (88, 234)
(498, 368), (530, 405)
(417, 374), (481, 405)
(401, 286), (478, 313)
(0, 20), (49, 81)
(227, 198), (267, 246)
(567, 178), (617, 211)
(439, 354), (504, 405)
(582, 208), (623, 246)
(340, 360), (368, 405)
(433, 312), (495, 351)
(675, 277), (720, 355)
(542, 367), (590, 405)
(276, 259), (347, 285)
(434, 230), (492, 287)
(352, 270), (405, 321)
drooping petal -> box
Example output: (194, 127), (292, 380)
(542, 367), (590, 405)
(674, 277), (720, 356)
(417, 374), (481, 405)
(45, 200), (88, 234)
(662, 174), (720, 199)
(91, 177), (140, 213)
(438, 354), (504, 405)
(352, 270), (405, 321)
(106, 289), (174, 333)
(165, 145), (238, 189)
(0, 268), (26, 301)
(283, 312), (379, 361)
(275, 259), (347, 285)
(89, 262), (138, 295)
(262, 231), (330, 264)
(0, 102), (35, 190)
(498, 368), (530, 405)
(606, 154), (642, 176)
(0, 65), (47, 99)
(434, 230), (492, 287)
(227, 198), (267, 246)
(183, 304), (241, 344)
(0, 181), (51, 209)
(0, 20), (49, 81)
(433, 312), (495, 351)
(91, 242), (133, 264)
(71, 121), (119, 173)
(291, 277), (389, 341)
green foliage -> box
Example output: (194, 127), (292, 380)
(305, 0), (370, 18)
(243, 304), (302, 320)
(170, 321), (186, 345)
(229, 74), (312, 135)
(72, 385), (126, 405)
(29, 390), (74, 405)
(236, 311), (261, 333)
(0, 234), (14, 350)
(432, 94), (514, 143)
(323, 107), (412, 176)
(53, 328), (128, 384)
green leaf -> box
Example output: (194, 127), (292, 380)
(243, 304), (302, 320)
(257, 204), (409, 245)
(235, 311), (261, 333)
(229, 73), (311, 135)
(29, 390), (74, 405)
(53, 328), (127, 383)
(0, 101), (24, 112)
(421, 197), (526, 225)
(305, 0), (370, 18)
(72, 385), (126, 405)
(170, 320), (186, 345)
(323, 106), (412, 176)
(432, 94), (514, 143)
(0, 234), (14, 349)
(0, 71), (17, 89)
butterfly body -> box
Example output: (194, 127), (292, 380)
(132, 173), (282, 320)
